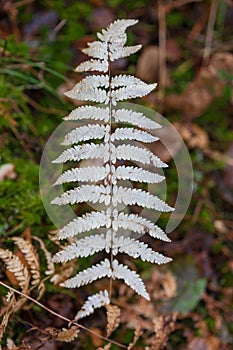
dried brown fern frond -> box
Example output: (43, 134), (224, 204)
(44, 326), (80, 343)
(32, 236), (55, 275)
(12, 237), (40, 286)
(106, 304), (121, 337)
(0, 249), (30, 293)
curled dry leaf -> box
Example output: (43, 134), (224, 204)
(0, 163), (16, 181)
(106, 304), (121, 337)
(166, 52), (233, 118)
(149, 313), (178, 350)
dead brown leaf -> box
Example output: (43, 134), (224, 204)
(187, 336), (220, 350)
(166, 52), (233, 118)
(173, 122), (209, 150)
(137, 46), (159, 83)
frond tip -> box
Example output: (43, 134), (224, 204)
(75, 290), (110, 320)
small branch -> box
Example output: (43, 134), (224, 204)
(203, 0), (220, 65)
(0, 281), (127, 349)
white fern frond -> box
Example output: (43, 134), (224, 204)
(111, 75), (149, 88)
(58, 211), (111, 239)
(111, 259), (149, 300)
(114, 109), (161, 129)
(64, 106), (110, 122)
(53, 233), (109, 262)
(97, 19), (138, 47)
(61, 124), (107, 145)
(51, 184), (111, 206)
(110, 45), (141, 60)
(112, 186), (174, 212)
(112, 212), (171, 242)
(111, 83), (157, 104)
(52, 143), (110, 164)
(65, 86), (107, 103)
(75, 290), (110, 320)
(111, 127), (158, 143)
(54, 165), (109, 185)
(75, 59), (108, 73)
(82, 41), (108, 60)
(61, 258), (112, 288)
(113, 237), (172, 264)
(115, 166), (165, 183)
(115, 144), (168, 168)
(73, 75), (109, 89)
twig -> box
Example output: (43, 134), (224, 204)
(0, 281), (127, 349)
(157, 0), (167, 112)
(203, 0), (220, 65)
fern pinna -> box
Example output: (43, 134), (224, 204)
(51, 19), (174, 319)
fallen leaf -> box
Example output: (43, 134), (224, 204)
(136, 46), (159, 83)
(187, 336), (220, 350)
(173, 122), (209, 150)
(166, 52), (233, 119)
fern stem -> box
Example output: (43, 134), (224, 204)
(107, 42), (114, 300)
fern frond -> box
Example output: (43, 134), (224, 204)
(53, 233), (108, 262)
(51, 184), (111, 206)
(75, 290), (110, 320)
(112, 259), (149, 300)
(58, 211), (111, 239)
(12, 237), (40, 286)
(112, 212), (171, 242)
(52, 143), (110, 164)
(115, 144), (167, 168)
(111, 127), (158, 143)
(111, 75), (149, 88)
(61, 258), (112, 288)
(115, 166), (165, 183)
(61, 124), (107, 145)
(112, 186), (174, 212)
(70, 75), (109, 90)
(110, 45), (141, 60)
(111, 83), (157, 105)
(75, 59), (108, 73)
(114, 109), (161, 129)
(113, 237), (172, 264)
(64, 106), (109, 122)
(0, 249), (29, 292)
(65, 86), (107, 103)
(32, 236), (54, 275)
(54, 165), (109, 185)
(82, 41), (108, 60)
(106, 304), (121, 337)
(97, 19), (137, 43)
